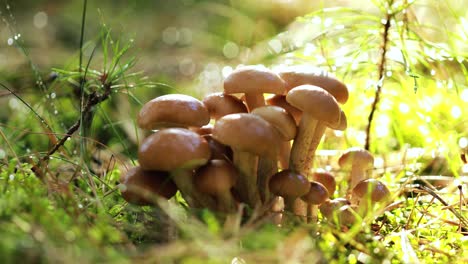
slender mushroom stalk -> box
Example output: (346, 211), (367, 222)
(286, 85), (341, 177)
(300, 181), (329, 223)
(351, 179), (390, 216)
(224, 65), (286, 111)
(269, 169), (310, 220)
(194, 159), (238, 212)
(138, 128), (215, 208)
(212, 113), (279, 208)
(251, 106), (297, 201)
(338, 147), (375, 192)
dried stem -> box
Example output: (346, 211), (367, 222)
(364, 11), (392, 151)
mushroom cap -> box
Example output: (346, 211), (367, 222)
(202, 134), (233, 161)
(269, 169), (310, 198)
(202, 92), (247, 120)
(286, 85), (340, 124)
(352, 179), (390, 202)
(212, 113), (279, 158)
(338, 147), (374, 170)
(251, 105), (297, 141)
(194, 159), (238, 195)
(319, 198), (351, 219)
(224, 65), (286, 95)
(328, 109), (347, 131)
(300, 181), (329, 205)
(277, 66), (349, 104)
(137, 94), (210, 130)
(311, 171), (336, 197)
(190, 124), (213, 136)
(266, 94), (302, 124)
(138, 128), (211, 171)
(120, 166), (178, 205)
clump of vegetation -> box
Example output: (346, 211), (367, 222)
(1, 0), (468, 263)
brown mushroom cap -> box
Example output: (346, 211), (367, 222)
(202, 92), (247, 120)
(278, 66), (349, 104)
(319, 198), (351, 219)
(266, 94), (302, 124)
(251, 105), (297, 141)
(202, 134), (233, 161)
(311, 171), (336, 197)
(224, 65), (286, 96)
(286, 85), (341, 124)
(300, 181), (329, 205)
(137, 94), (210, 130)
(190, 124), (213, 136)
(212, 113), (279, 158)
(194, 159), (238, 195)
(352, 179), (390, 203)
(269, 169), (310, 198)
(120, 166), (178, 205)
(138, 128), (211, 171)
(338, 147), (374, 170)
(328, 109), (347, 131)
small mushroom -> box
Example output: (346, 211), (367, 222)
(119, 166), (178, 205)
(194, 159), (239, 212)
(338, 147), (375, 190)
(286, 85), (341, 176)
(319, 198), (351, 220)
(251, 105), (297, 202)
(300, 181), (329, 222)
(224, 65), (286, 111)
(138, 128), (214, 208)
(269, 169), (310, 219)
(212, 113), (279, 207)
(311, 170), (336, 198)
(137, 94), (210, 130)
(351, 179), (390, 215)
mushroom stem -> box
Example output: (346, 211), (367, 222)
(283, 198), (307, 220)
(289, 114), (318, 176)
(171, 169), (216, 208)
(257, 156), (278, 203)
(244, 93), (266, 111)
(278, 140), (292, 169)
(349, 166), (367, 190)
(233, 150), (260, 207)
(307, 204), (319, 223)
(216, 191), (237, 213)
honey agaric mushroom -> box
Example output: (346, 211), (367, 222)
(202, 134), (233, 161)
(137, 94), (210, 130)
(266, 95), (302, 125)
(212, 113), (279, 207)
(311, 171), (336, 198)
(191, 124), (213, 136)
(319, 198), (351, 220)
(277, 65), (349, 104)
(138, 128), (214, 208)
(269, 169), (310, 219)
(352, 179), (390, 215)
(286, 85), (341, 176)
(202, 92), (247, 120)
(120, 166), (178, 205)
(194, 159), (238, 212)
(338, 147), (375, 190)
(224, 65), (286, 111)
(300, 181), (329, 222)
(251, 105), (297, 170)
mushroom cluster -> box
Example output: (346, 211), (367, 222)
(119, 65), (391, 226)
